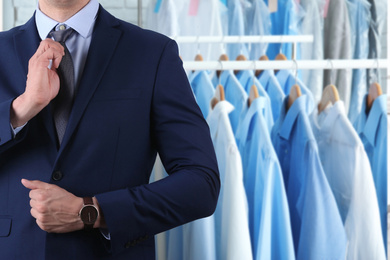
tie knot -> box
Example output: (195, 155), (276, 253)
(50, 25), (74, 43)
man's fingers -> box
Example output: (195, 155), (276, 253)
(33, 38), (64, 58)
(21, 179), (51, 190)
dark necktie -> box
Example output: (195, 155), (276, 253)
(50, 26), (75, 144)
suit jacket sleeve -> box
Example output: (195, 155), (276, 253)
(95, 39), (220, 255)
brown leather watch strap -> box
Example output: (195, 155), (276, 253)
(83, 197), (93, 206)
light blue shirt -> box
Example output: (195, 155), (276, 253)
(227, 0), (249, 59)
(310, 101), (386, 260)
(271, 95), (347, 259)
(236, 70), (273, 131)
(207, 100), (253, 260)
(258, 69), (285, 122)
(276, 70), (315, 114)
(236, 97), (295, 260)
(217, 70), (248, 134)
(354, 94), (388, 251)
(35, 0), (99, 89)
(189, 71), (215, 119)
(263, 0), (303, 60)
(347, 0), (371, 122)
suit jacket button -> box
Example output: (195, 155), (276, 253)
(52, 171), (63, 181)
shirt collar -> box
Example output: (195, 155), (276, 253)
(279, 94), (307, 140)
(275, 69), (290, 89)
(363, 94), (387, 146)
(207, 100), (235, 140)
(258, 69), (271, 86)
(311, 101), (346, 142)
(35, 0), (99, 40)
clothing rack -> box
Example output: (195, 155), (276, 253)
(171, 35), (314, 44)
(182, 59), (389, 71)
(173, 35), (314, 59)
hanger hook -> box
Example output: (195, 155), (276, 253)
(221, 35), (226, 55)
(375, 58), (380, 83)
(196, 35), (201, 54)
(327, 59), (335, 85)
(293, 59), (298, 86)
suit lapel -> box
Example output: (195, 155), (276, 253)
(59, 7), (122, 152)
(13, 14), (58, 145)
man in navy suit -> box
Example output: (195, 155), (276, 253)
(0, 0), (220, 259)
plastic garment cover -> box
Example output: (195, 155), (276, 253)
(366, 0), (387, 89)
(310, 101), (386, 260)
(347, 0), (371, 122)
(145, 0), (179, 37)
(299, 0), (325, 103)
(323, 0), (352, 114)
(207, 101), (253, 260)
(173, 0), (227, 61)
(244, 0), (271, 60)
(236, 97), (295, 260)
(271, 95), (347, 259)
(227, 0), (250, 60)
(354, 94), (388, 252)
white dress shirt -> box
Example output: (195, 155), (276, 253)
(310, 101), (385, 260)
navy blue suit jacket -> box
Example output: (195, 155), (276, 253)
(0, 6), (220, 259)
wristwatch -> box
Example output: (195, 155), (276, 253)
(79, 197), (99, 230)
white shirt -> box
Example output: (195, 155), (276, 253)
(207, 100), (253, 260)
(310, 101), (386, 260)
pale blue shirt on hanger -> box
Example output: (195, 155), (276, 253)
(311, 101), (386, 260)
(271, 95), (347, 260)
(236, 96), (295, 260)
(258, 69), (285, 122)
(354, 94), (388, 252)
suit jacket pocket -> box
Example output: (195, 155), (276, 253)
(92, 88), (141, 101)
(0, 217), (12, 237)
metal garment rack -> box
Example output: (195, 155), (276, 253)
(182, 59), (389, 71)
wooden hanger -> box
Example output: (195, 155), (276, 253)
(234, 54), (247, 75)
(318, 84), (340, 113)
(367, 82), (382, 110)
(211, 84), (226, 109)
(248, 84), (259, 107)
(194, 53), (204, 61)
(274, 53), (287, 74)
(255, 55), (269, 77)
(192, 53), (203, 73)
(287, 84), (301, 110)
(217, 54), (229, 78)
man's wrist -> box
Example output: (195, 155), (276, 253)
(10, 94), (43, 128)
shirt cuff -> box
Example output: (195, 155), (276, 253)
(100, 228), (111, 240)
(11, 123), (27, 137)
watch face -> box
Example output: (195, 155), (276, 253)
(80, 205), (98, 225)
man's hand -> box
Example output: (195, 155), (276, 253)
(11, 39), (65, 127)
(21, 179), (84, 233)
